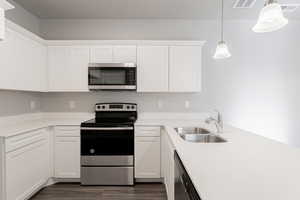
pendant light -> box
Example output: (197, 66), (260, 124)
(0, 0), (14, 41)
(253, 0), (288, 33)
(213, 0), (231, 59)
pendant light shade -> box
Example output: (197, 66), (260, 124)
(213, 41), (231, 59)
(253, 1), (288, 33)
(213, 0), (231, 59)
(0, 0), (14, 41)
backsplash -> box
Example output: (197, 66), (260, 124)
(0, 90), (41, 117)
(40, 92), (212, 113)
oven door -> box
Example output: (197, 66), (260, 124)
(81, 127), (134, 156)
(88, 63), (136, 90)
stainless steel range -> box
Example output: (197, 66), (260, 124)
(80, 103), (137, 185)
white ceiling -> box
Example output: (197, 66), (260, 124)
(12, 0), (300, 20)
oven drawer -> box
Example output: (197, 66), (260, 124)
(81, 156), (133, 166)
(81, 166), (134, 185)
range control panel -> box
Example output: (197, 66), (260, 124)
(95, 103), (137, 112)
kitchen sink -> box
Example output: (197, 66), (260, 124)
(174, 127), (211, 135)
(175, 127), (227, 143)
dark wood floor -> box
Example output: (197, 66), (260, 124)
(30, 183), (167, 200)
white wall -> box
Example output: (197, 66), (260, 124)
(40, 19), (300, 147)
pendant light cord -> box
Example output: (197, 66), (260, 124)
(221, 0), (224, 41)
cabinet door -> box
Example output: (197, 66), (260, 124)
(90, 46), (113, 63)
(169, 46), (202, 92)
(34, 42), (47, 91)
(54, 136), (80, 178)
(68, 47), (90, 91)
(113, 46), (137, 63)
(0, 29), (47, 91)
(0, 29), (16, 90)
(135, 137), (161, 178)
(162, 129), (175, 200)
(48, 46), (69, 91)
(48, 46), (89, 91)
(6, 129), (50, 200)
(137, 46), (169, 92)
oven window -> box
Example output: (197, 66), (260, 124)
(89, 68), (127, 85)
(81, 129), (134, 156)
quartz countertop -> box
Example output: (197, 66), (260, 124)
(1, 113), (300, 200)
(136, 118), (300, 200)
(0, 116), (92, 138)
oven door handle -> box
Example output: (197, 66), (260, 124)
(81, 127), (134, 130)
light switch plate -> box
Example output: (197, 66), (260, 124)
(185, 101), (190, 109)
(158, 100), (163, 109)
(30, 101), (36, 110)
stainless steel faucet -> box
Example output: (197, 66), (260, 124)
(205, 110), (223, 133)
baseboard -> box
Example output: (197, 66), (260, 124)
(19, 179), (48, 200)
(50, 178), (81, 184)
(135, 178), (163, 183)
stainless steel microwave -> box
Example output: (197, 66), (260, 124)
(88, 63), (137, 91)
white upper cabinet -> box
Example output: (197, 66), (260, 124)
(169, 46), (202, 92)
(90, 46), (113, 63)
(137, 46), (169, 92)
(48, 46), (90, 92)
(113, 46), (137, 63)
(90, 45), (137, 63)
(0, 29), (47, 92)
(0, 29), (16, 90)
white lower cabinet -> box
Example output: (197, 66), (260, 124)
(135, 136), (161, 178)
(5, 128), (50, 200)
(135, 126), (161, 178)
(54, 126), (80, 178)
(162, 128), (175, 200)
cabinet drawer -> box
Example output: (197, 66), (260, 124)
(55, 126), (80, 137)
(135, 136), (160, 142)
(135, 126), (161, 137)
(5, 129), (47, 153)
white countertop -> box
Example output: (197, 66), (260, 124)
(166, 126), (300, 200)
(1, 113), (300, 200)
(137, 118), (300, 200)
(0, 114), (92, 138)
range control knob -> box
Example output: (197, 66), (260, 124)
(127, 106), (130, 109)
(131, 106), (135, 109)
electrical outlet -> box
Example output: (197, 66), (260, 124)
(30, 101), (36, 110)
(185, 101), (190, 109)
(158, 100), (163, 109)
(69, 101), (76, 110)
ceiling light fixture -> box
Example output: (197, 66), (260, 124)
(253, 0), (288, 33)
(0, 0), (14, 41)
(213, 0), (231, 59)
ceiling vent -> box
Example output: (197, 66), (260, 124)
(281, 4), (300, 13)
(233, 0), (257, 8)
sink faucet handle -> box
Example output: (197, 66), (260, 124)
(214, 110), (222, 125)
(205, 110), (223, 133)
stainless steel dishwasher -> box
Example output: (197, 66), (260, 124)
(175, 151), (201, 200)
